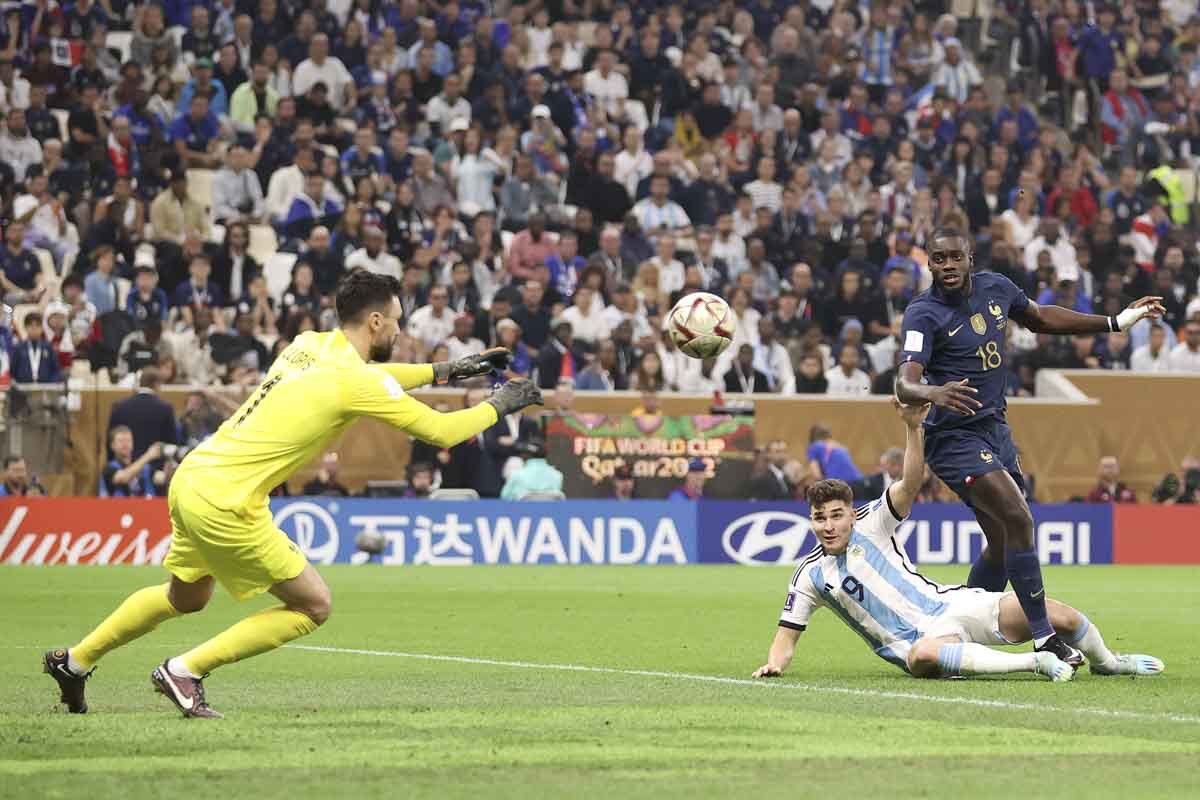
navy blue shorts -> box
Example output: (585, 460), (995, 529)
(924, 416), (1024, 504)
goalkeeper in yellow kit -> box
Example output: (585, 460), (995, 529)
(43, 271), (543, 718)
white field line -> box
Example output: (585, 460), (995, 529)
(287, 644), (1200, 725)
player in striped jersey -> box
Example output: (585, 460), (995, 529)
(752, 399), (1164, 683)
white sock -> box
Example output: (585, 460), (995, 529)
(1068, 615), (1118, 670)
(167, 656), (200, 679)
(66, 650), (88, 676)
(938, 642), (1037, 676)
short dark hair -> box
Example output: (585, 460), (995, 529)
(335, 269), (402, 324)
(929, 226), (970, 248)
(806, 479), (854, 509)
(4, 455), (24, 468)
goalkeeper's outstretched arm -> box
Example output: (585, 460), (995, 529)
(350, 370), (543, 449)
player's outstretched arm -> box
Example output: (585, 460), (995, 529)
(377, 349), (513, 390)
(896, 362), (982, 416)
(1011, 297), (1165, 335)
(752, 626), (802, 678)
(378, 363), (437, 389)
(885, 398), (930, 520)
(351, 372), (543, 449)
(432, 348), (513, 384)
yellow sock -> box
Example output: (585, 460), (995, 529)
(71, 583), (182, 670)
(179, 605), (318, 675)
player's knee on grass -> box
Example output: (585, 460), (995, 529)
(906, 638), (943, 678)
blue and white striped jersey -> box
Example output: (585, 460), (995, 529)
(778, 492), (966, 672)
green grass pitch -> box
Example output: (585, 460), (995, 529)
(2, 565), (1197, 799)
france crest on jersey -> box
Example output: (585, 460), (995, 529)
(778, 493), (966, 672)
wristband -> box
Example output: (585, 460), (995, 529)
(1108, 315), (1119, 333)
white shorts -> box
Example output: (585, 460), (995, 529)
(921, 590), (1016, 646)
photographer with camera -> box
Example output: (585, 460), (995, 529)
(212, 145), (265, 226)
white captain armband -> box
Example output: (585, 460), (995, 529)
(903, 330), (924, 351)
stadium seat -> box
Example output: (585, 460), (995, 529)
(105, 31), (132, 63)
(248, 225), (279, 265)
(428, 488), (480, 501)
(33, 248), (55, 282)
(187, 169), (215, 220)
(51, 109), (68, 140)
(115, 277), (132, 308)
(11, 303), (39, 331)
(263, 252), (298, 302)
(519, 491), (566, 501)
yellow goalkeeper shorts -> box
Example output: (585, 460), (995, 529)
(163, 476), (307, 601)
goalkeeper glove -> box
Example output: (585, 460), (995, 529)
(486, 379), (544, 417)
(432, 347), (513, 383)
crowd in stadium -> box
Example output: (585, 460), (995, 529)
(1, 0), (1200, 495)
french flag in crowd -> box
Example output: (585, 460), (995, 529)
(50, 37), (84, 67)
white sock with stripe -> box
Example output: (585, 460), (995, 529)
(937, 643), (1037, 676)
(1065, 614), (1119, 672)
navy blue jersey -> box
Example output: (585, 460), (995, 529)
(900, 271), (1030, 432)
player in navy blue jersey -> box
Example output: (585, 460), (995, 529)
(896, 226), (1164, 668)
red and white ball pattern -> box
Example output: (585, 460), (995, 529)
(667, 292), (736, 359)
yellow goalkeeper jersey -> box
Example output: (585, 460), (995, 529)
(177, 329), (497, 513)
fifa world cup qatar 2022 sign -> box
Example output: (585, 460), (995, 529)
(543, 413), (757, 499)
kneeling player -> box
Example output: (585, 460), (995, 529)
(752, 399), (1163, 683)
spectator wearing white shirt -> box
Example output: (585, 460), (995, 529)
(406, 284), (456, 352)
(1130, 322), (1173, 372)
(345, 226), (402, 279)
(648, 234), (685, 297)
(753, 317), (795, 394)
(614, 126), (652, 199)
(1023, 219), (1078, 277)
(930, 38), (981, 103)
(426, 74), (472, 134)
(1168, 321), (1200, 372)
(824, 343), (872, 396)
(602, 284), (654, 343)
(584, 49), (628, 117)
(0, 109), (42, 183)
(0, 59), (31, 112)
(632, 175), (692, 237)
(266, 146), (317, 224)
(744, 83), (784, 134)
(443, 314), (486, 361)
(212, 145), (265, 224)
(743, 156), (782, 214)
(559, 285), (608, 345)
(292, 34), (355, 112)
(712, 212), (746, 273)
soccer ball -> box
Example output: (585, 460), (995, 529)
(667, 292), (736, 359)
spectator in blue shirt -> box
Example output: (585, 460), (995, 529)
(995, 80), (1040, 152)
(668, 458), (710, 501)
(806, 423), (863, 482)
(176, 58), (229, 117)
(340, 127), (385, 185)
(125, 264), (170, 327)
(0, 456), (46, 497)
(1076, 6), (1122, 85)
(172, 254), (224, 311)
(284, 172), (342, 240)
(84, 244), (120, 314)
(408, 19), (455, 77)
(0, 221), (42, 302)
(10, 314), (62, 384)
(115, 91), (166, 149)
(100, 425), (159, 498)
(170, 93), (223, 169)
